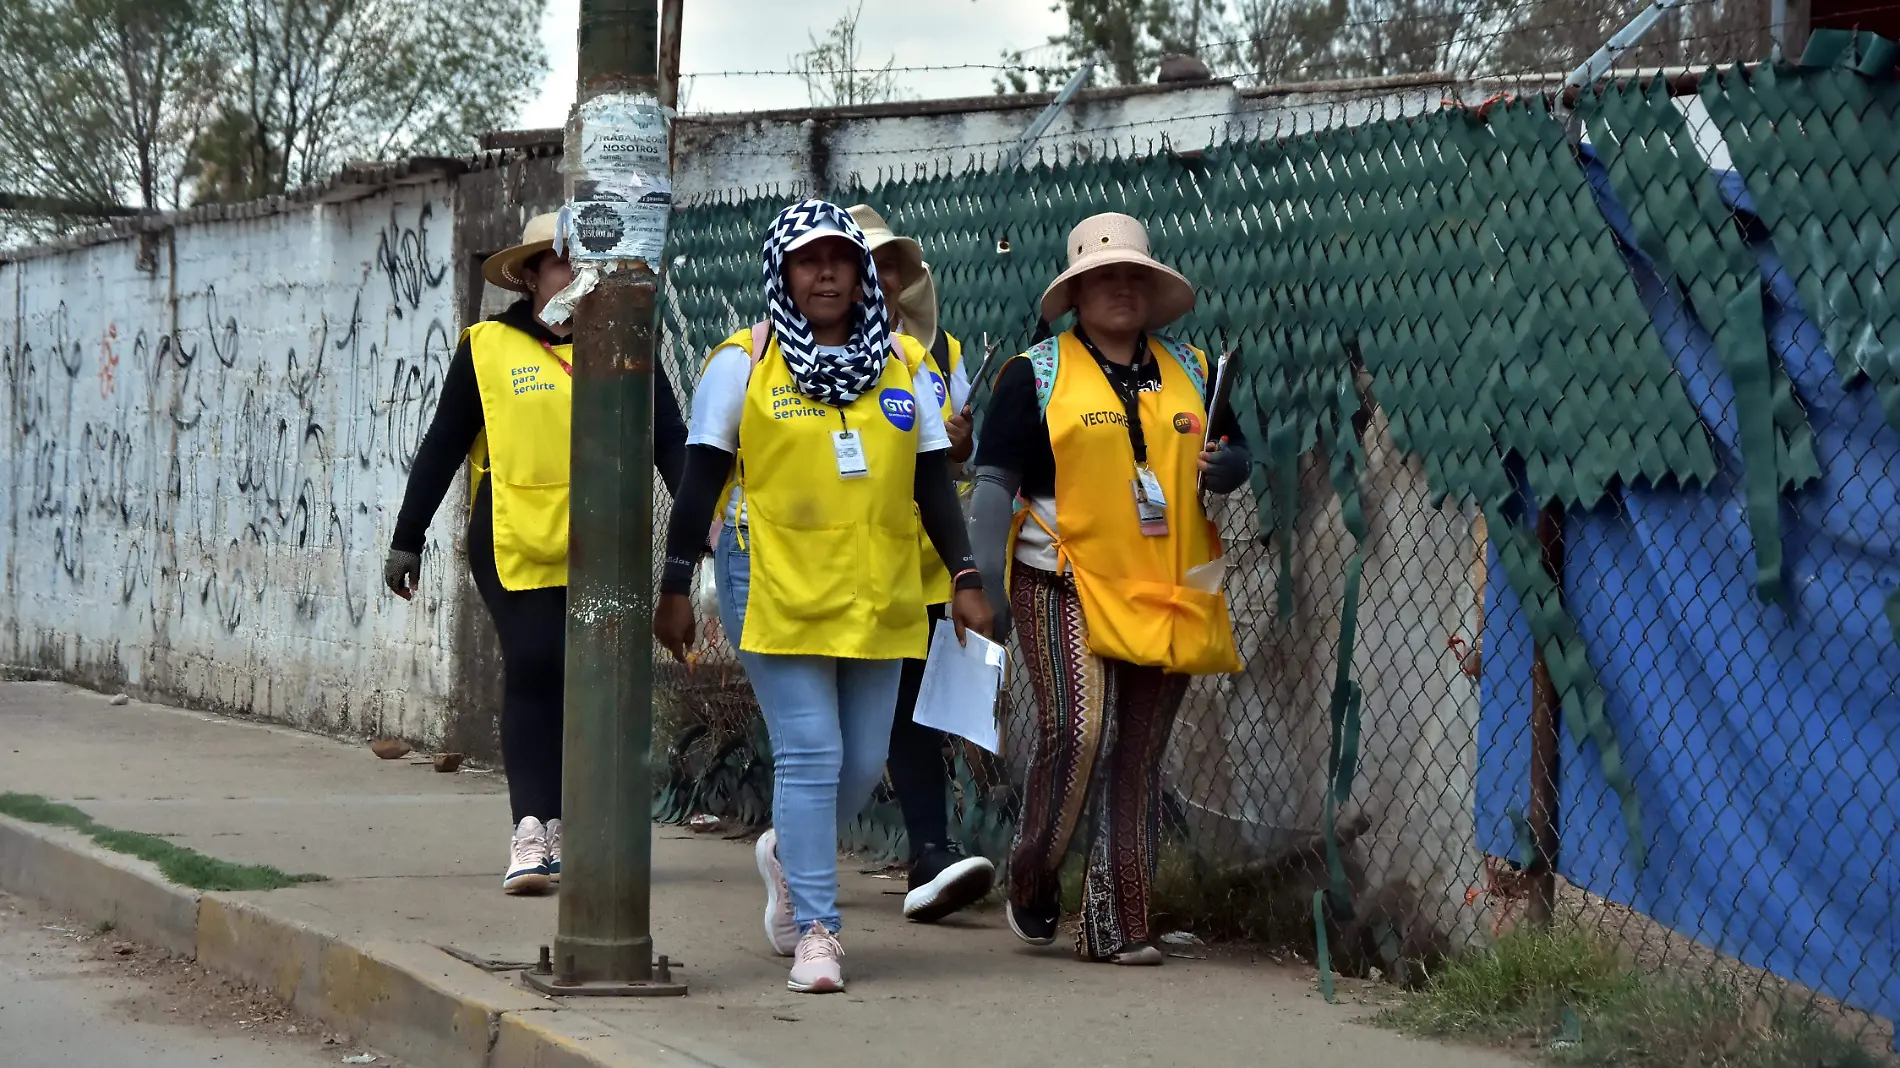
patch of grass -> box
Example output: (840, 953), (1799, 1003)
(93, 919), (115, 935)
(1380, 924), (1883, 1068)
(0, 792), (323, 892)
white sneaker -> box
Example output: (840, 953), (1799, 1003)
(787, 923), (845, 993)
(755, 829), (799, 956)
(504, 817), (552, 895)
(544, 818), (562, 885)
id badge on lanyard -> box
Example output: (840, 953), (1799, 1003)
(1133, 464), (1169, 537)
(833, 429), (869, 480)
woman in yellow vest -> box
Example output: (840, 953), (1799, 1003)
(654, 200), (990, 993)
(382, 213), (688, 896)
(969, 213), (1250, 964)
(845, 203), (995, 921)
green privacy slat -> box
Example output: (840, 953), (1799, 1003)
(1582, 75), (1815, 604)
(1704, 50), (1900, 438)
(653, 61), (1900, 870)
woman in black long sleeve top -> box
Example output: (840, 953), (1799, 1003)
(382, 213), (686, 896)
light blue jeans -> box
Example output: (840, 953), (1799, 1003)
(716, 525), (901, 933)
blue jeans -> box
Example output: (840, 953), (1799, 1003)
(716, 525), (901, 933)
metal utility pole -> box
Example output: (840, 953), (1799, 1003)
(524, 0), (685, 997)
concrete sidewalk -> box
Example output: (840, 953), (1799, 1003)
(0, 682), (1520, 1068)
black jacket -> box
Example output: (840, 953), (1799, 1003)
(390, 299), (688, 554)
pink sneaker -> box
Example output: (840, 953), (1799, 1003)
(787, 923), (845, 993)
(755, 830), (799, 956)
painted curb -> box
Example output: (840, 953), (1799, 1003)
(492, 1009), (759, 1068)
(0, 813), (199, 957)
(197, 895), (555, 1067)
(0, 817), (739, 1068)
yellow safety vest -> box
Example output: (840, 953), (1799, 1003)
(1012, 330), (1241, 675)
(466, 320), (572, 591)
(912, 331), (962, 606)
(714, 327), (930, 660)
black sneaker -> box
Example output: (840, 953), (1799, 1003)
(1006, 900), (1059, 946)
(902, 844), (996, 923)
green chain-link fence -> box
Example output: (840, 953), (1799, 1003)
(651, 32), (1899, 1057)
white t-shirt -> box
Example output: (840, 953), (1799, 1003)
(688, 343), (952, 523)
(943, 352), (973, 413)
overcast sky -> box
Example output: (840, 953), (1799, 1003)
(522, 0), (1069, 125)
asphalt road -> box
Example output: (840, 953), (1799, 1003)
(0, 893), (391, 1068)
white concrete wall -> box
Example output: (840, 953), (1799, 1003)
(0, 183), (463, 742)
(671, 79), (1466, 200)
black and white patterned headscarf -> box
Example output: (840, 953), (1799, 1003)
(761, 199), (892, 407)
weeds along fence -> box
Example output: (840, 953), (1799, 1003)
(650, 32), (1900, 1052)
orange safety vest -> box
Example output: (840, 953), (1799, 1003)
(1009, 329), (1241, 675)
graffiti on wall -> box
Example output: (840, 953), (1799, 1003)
(0, 186), (462, 741)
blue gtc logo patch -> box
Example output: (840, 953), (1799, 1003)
(924, 370), (947, 409)
(879, 389), (917, 431)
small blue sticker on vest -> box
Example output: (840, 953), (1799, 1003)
(879, 389), (917, 431)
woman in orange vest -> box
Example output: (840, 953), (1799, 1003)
(383, 213), (688, 896)
(654, 200), (990, 993)
(969, 214), (1250, 964)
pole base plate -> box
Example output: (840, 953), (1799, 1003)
(521, 970), (688, 997)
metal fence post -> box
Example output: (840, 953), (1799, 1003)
(1525, 502), (1565, 926)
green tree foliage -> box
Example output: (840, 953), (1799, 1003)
(0, 0), (546, 226)
(198, 0), (548, 200)
(1010, 0), (1768, 92)
(0, 0), (220, 212)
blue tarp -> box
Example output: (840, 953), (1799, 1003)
(1474, 150), (1900, 1032)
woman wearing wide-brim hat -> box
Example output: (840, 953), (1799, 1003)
(844, 203), (998, 923)
(383, 211), (689, 896)
(969, 212), (1251, 964)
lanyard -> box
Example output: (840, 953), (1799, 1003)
(1074, 327), (1151, 464)
(538, 339), (572, 377)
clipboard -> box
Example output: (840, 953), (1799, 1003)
(1203, 331), (1240, 451)
(1196, 333), (1242, 495)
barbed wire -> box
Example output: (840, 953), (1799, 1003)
(680, 0), (1763, 107)
(679, 7), (1773, 163)
(682, 61), (1073, 80)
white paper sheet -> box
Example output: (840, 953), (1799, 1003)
(911, 624), (1007, 755)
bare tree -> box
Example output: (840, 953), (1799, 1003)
(1221, 0), (1353, 84)
(791, 2), (905, 108)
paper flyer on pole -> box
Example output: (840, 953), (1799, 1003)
(567, 94), (673, 263)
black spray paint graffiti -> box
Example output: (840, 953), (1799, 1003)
(376, 202), (449, 320)
(4, 196), (455, 654)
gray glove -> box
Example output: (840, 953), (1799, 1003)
(384, 549), (421, 599)
(1200, 441), (1253, 495)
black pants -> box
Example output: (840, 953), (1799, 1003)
(889, 605), (952, 859)
(469, 483), (566, 826)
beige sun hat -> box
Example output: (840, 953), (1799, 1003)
(848, 204), (940, 351)
(1039, 213), (1195, 329)
(482, 212), (562, 292)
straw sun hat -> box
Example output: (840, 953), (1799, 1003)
(482, 212), (562, 292)
(848, 204), (941, 350)
(1039, 213), (1195, 330)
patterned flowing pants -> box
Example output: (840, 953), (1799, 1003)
(1007, 563), (1190, 959)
